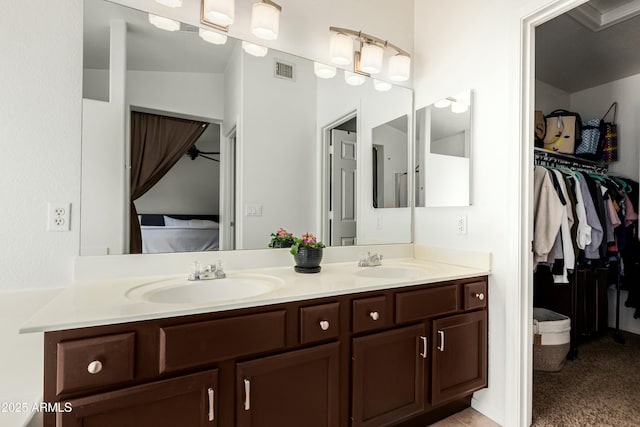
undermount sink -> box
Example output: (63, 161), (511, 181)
(354, 265), (429, 279)
(126, 273), (283, 304)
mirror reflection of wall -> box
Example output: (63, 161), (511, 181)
(80, 0), (414, 255)
(415, 90), (472, 207)
(372, 115), (409, 208)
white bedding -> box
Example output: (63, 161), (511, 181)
(141, 226), (219, 253)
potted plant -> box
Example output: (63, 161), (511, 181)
(268, 228), (295, 248)
(290, 232), (326, 273)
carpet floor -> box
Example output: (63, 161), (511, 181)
(532, 330), (640, 426)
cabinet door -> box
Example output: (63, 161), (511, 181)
(352, 324), (426, 427)
(57, 369), (218, 427)
(431, 310), (487, 405)
(236, 342), (339, 427)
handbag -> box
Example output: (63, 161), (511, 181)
(575, 118), (604, 159)
(535, 110), (545, 148)
(543, 109), (582, 154)
(601, 102), (618, 164)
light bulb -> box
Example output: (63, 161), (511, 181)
(154, 0), (182, 7)
(148, 14), (180, 32)
(251, 1), (280, 41)
(242, 41), (268, 57)
(203, 0), (235, 27)
(434, 98), (451, 108)
(451, 101), (469, 113)
(314, 62), (337, 79)
(373, 79), (392, 92)
(330, 33), (353, 66)
(359, 43), (383, 74)
(388, 54), (411, 82)
(344, 71), (366, 86)
(198, 28), (227, 45)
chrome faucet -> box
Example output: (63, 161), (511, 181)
(188, 260), (226, 281)
(358, 252), (383, 267)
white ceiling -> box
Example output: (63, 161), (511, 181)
(84, 0), (236, 73)
(536, 0), (640, 93)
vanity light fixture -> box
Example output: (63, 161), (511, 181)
(451, 100), (469, 114)
(314, 62), (337, 79)
(201, 0), (235, 31)
(434, 98), (453, 108)
(329, 26), (411, 81)
(434, 96), (469, 113)
(344, 70), (366, 86)
(251, 0), (281, 41)
(155, 0), (183, 7)
(242, 41), (269, 57)
(148, 14), (181, 31)
(373, 79), (392, 92)
(198, 28), (228, 45)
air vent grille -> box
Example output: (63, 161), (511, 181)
(274, 60), (295, 81)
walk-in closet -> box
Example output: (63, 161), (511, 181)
(532, 1), (640, 424)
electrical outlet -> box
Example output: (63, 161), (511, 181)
(376, 216), (383, 230)
(48, 202), (71, 231)
(456, 215), (467, 235)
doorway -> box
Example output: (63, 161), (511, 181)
(220, 127), (237, 251)
(522, 1), (640, 425)
(322, 114), (358, 246)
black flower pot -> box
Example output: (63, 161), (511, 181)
(271, 240), (294, 248)
(293, 247), (323, 273)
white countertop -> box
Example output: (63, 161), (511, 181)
(21, 257), (489, 334)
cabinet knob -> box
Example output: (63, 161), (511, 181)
(87, 360), (103, 374)
(475, 292), (485, 301)
(369, 311), (380, 321)
(319, 320), (330, 331)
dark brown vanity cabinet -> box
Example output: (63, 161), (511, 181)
(43, 275), (488, 427)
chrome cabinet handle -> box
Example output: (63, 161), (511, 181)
(437, 330), (445, 352)
(319, 320), (330, 331)
(87, 360), (103, 374)
(369, 311), (380, 321)
(475, 292), (485, 301)
(243, 379), (251, 410)
(207, 388), (215, 421)
(419, 336), (427, 359)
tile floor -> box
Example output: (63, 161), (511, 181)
(429, 408), (501, 427)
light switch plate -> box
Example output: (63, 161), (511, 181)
(456, 215), (467, 235)
(245, 204), (263, 217)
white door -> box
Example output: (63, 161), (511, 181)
(220, 130), (236, 250)
(330, 129), (357, 246)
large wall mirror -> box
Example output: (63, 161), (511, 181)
(415, 90), (472, 207)
(80, 0), (413, 255)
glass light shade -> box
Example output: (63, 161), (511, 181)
(330, 33), (353, 66)
(155, 0), (182, 7)
(359, 43), (384, 74)
(198, 28), (228, 45)
(242, 41), (268, 57)
(434, 98), (451, 108)
(314, 62), (337, 79)
(451, 100), (469, 113)
(388, 54), (411, 82)
(344, 71), (366, 86)
(373, 79), (392, 92)
(251, 2), (280, 41)
(204, 0), (235, 27)
(148, 14), (180, 31)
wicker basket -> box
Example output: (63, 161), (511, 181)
(533, 308), (571, 372)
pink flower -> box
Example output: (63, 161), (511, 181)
(302, 232), (317, 244)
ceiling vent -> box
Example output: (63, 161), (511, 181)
(568, 0), (640, 31)
(274, 59), (295, 81)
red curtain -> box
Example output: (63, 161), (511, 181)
(130, 111), (208, 253)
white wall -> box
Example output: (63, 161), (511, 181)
(0, 0), (83, 291)
(83, 68), (110, 101)
(570, 73), (640, 181)
(239, 50), (317, 249)
(413, 1), (566, 425)
(372, 124), (408, 208)
(535, 79), (570, 113)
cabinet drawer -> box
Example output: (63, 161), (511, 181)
(395, 285), (459, 323)
(56, 332), (135, 395)
(463, 281), (487, 310)
(300, 302), (340, 344)
(352, 296), (387, 333)
(159, 311), (286, 373)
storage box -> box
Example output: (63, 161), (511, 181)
(533, 308), (571, 372)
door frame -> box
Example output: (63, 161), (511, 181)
(320, 111), (358, 246)
(518, 1), (588, 426)
(220, 125), (237, 251)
